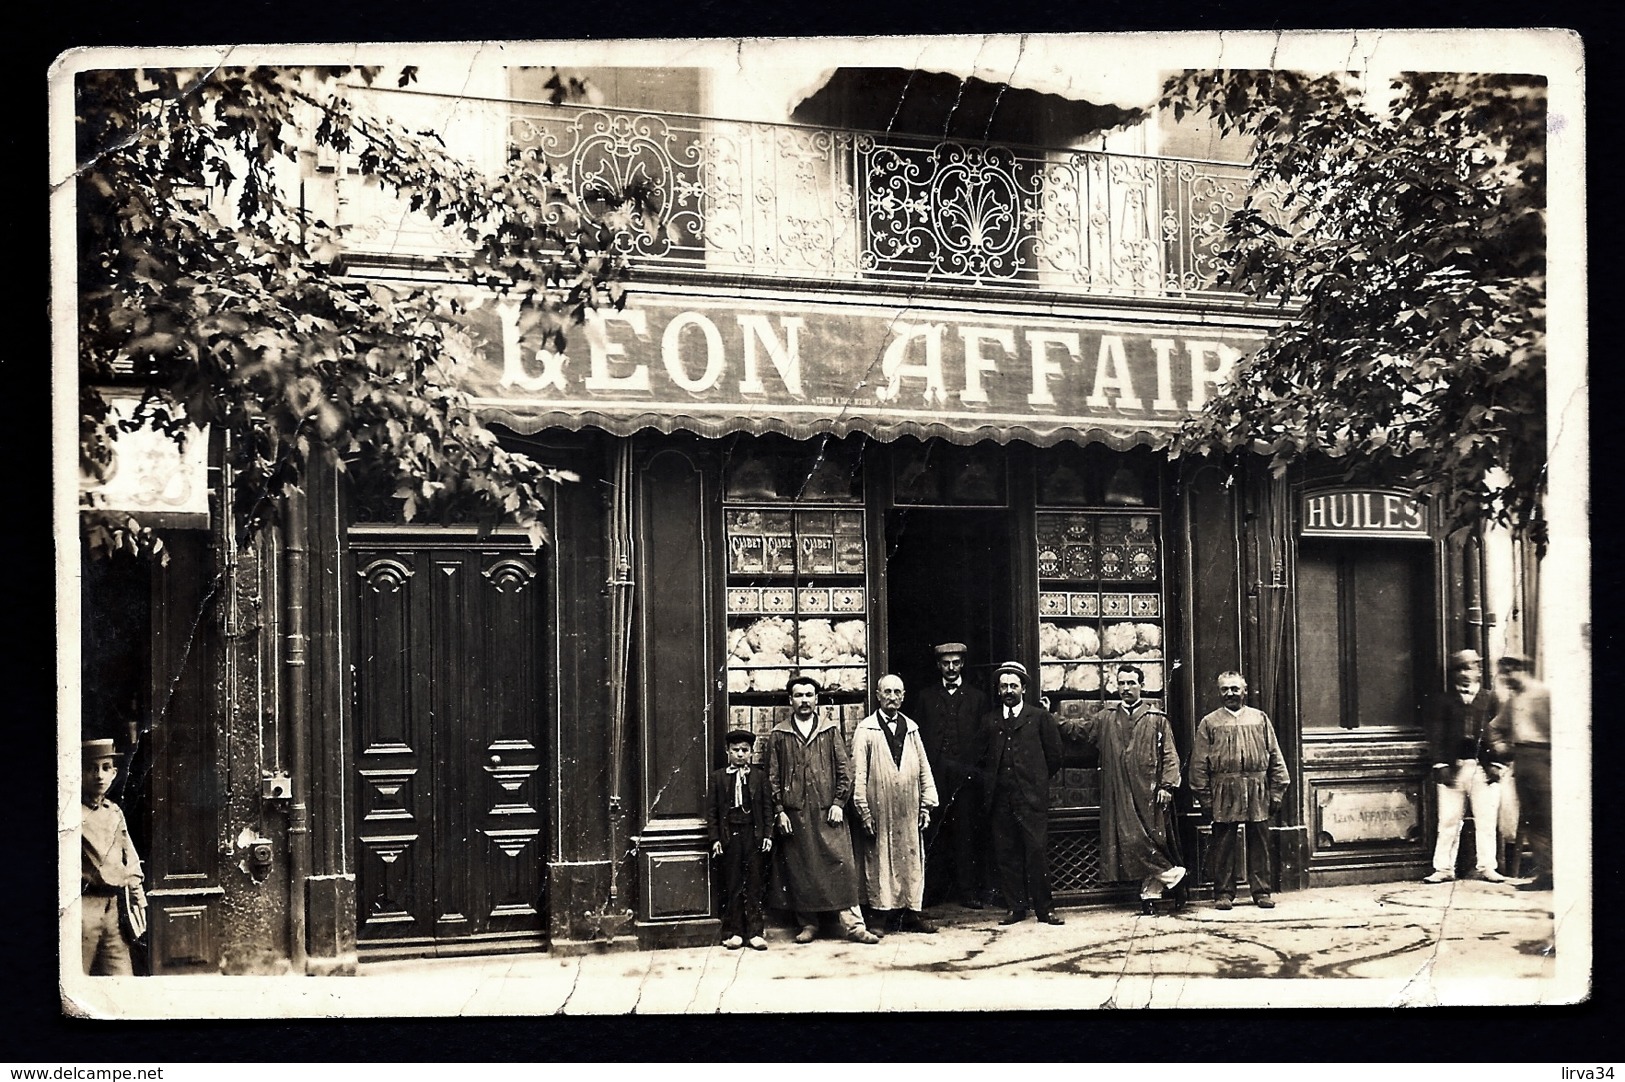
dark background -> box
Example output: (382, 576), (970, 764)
(25, 0), (1613, 1063)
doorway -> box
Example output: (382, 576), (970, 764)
(884, 509), (1016, 702)
(350, 532), (550, 955)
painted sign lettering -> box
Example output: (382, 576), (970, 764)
(1301, 488), (1429, 539)
(456, 293), (1266, 442)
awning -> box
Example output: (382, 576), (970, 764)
(785, 42), (1164, 141)
(786, 38), (1167, 118)
(455, 291), (1263, 450)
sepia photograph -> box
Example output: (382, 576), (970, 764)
(51, 29), (1589, 1023)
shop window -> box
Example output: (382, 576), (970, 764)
(1033, 449), (1167, 811)
(1036, 443), (1158, 507)
(890, 438), (1006, 506)
(1296, 541), (1431, 730)
(722, 435), (870, 759)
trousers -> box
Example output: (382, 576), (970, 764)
(1210, 820), (1273, 899)
(717, 823), (766, 939)
(925, 779), (984, 904)
(1513, 744), (1552, 875)
(989, 787), (1051, 914)
(81, 893), (133, 976)
(1432, 760), (1502, 873)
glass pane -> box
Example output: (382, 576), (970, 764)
(1352, 549), (1423, 729)
(1296, 548), (1343, 728)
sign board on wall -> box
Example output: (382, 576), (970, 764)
(1314, 785), (1423, 846)
(79, 391), (210, 528)
(1300, 487), (1430, 540)
(451, 292), (1266, 446)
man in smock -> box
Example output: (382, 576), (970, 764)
(766, 675), (880, 944)
(851, 674), (940, 933)
(1058, 663), (1186, 913)
(1189, 671), (1291, 910)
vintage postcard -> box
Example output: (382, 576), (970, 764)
(52, 29), (1588, 1018)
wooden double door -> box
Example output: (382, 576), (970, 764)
(351, 531), (549, 954)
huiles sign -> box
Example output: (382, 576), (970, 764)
(1300, 487), (1429, 539)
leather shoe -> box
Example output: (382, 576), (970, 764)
(1038, 911), (1066, 926)
(1475, 869), (1510, 883)
(1253, 893), (1275, 909)
(998, 909), (1029, 925)
(794, 925), (817, 944)
(848, 928), (881, 945)
(1421, 870), (1455, 884)
(1214, 896), (1234, 911)
(900, 913), (938, 934)
(1139, 898), (1159, 916)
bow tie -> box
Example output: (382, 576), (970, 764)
(944, 681), (960, 692)
(727, 766), (749, 808)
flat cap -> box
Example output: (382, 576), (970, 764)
(933, 642), (969, 657)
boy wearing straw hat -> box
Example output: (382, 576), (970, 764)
(79, 738), (146, 975)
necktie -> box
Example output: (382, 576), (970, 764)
(727, 766), (747, 808)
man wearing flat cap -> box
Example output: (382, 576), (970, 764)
(1495, 653), (1553, 891)
(912, 642), (991, 909)
(79, 738), (146, 975)
(981, 661), (1065, 925)
(1422, 649), (1511, 884)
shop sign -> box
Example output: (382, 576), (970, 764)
(79, 391), (210, 527)
(1314, 785), (1422, 846)
(1300, 487), (1429, 539)
(456, 293), (1266, 443)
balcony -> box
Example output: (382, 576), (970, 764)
(326, 96), (1264, 303)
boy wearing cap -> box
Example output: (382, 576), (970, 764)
(79, 739), (146, 975)
(708, 730), (774, 950)
(1422, 650), (1511, 884)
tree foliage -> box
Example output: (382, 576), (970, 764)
(77, 65), (646, 558)
(1160, 70), (1547, 547)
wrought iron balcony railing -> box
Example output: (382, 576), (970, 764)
(329, 96), (1265, 301)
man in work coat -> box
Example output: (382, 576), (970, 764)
(981, 661), (1066, 926)
(765, 675), (881, 944)
(911, 641), (991, 909)
(851, 674), (940, 933)
(1189, 671), (1291, 910)
(1058, 663), (1186, 913)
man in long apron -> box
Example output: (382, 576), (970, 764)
(766, 675), (881, 944)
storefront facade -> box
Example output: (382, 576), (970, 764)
(82, 61), (1532, 972)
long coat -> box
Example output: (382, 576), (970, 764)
(912, 681), (990, 801)
(765, 714), (861, 912)
(1188, 706), (1291, 823)
(850, 712), (940, 911)
(982, 701), (1064, 819)
(1059, 700), (1180, 881)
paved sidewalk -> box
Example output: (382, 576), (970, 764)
(354, 879), (1578, 1013)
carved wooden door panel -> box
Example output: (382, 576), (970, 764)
(352, 534), (548, 951)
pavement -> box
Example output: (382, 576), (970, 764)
(350, 877), (1582, 1014)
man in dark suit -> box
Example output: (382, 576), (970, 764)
(982, 661), (1065, 926)
(912, 641), (991, 909)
